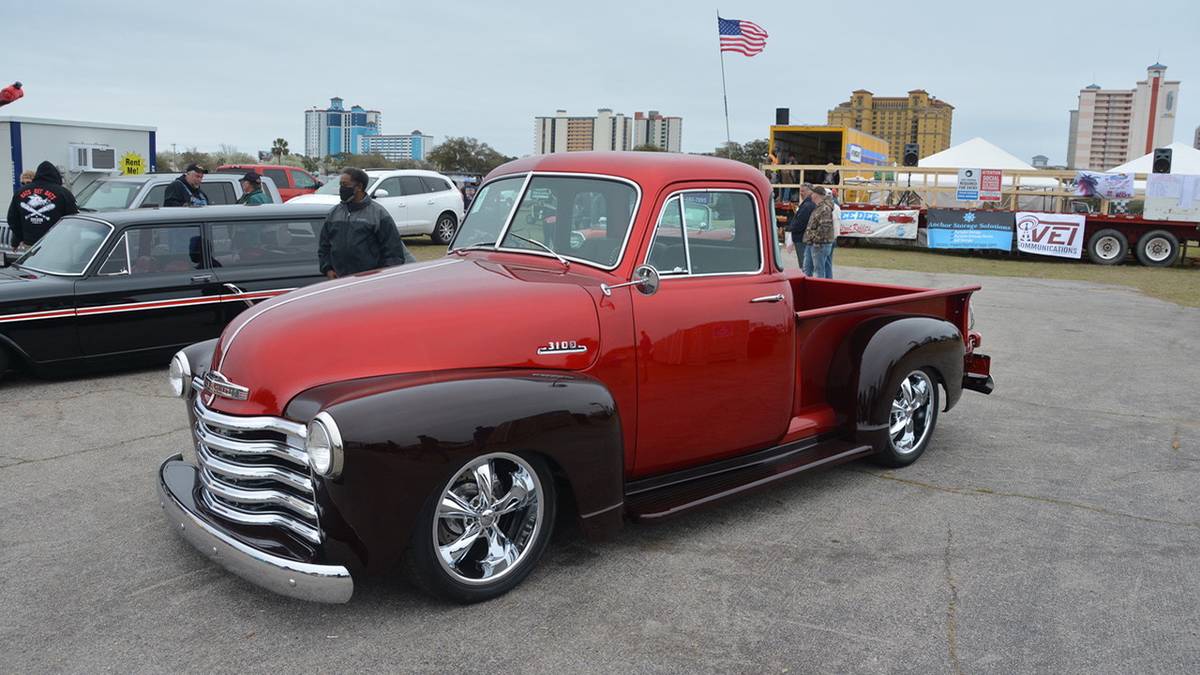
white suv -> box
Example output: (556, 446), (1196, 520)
(287, 169), (465, 244)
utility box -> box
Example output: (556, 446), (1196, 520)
(1, 116), (157, 207)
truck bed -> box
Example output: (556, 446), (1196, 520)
(782, 274), (979, 441)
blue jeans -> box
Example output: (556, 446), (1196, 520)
(799, 243), (812, 276)
(808, 243), (833, 278)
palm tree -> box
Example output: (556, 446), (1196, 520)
(271, 138), (289, 163)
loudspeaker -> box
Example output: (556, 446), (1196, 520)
(775, 108), (789, 125)
(1153, 148), (1172, 174)
(903, 143), (920, 167)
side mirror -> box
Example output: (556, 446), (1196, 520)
(600, 264), (660, 297)
(313, 181), (323, 189)
(373, 189), (390, 198)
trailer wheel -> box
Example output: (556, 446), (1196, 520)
(1087, 228), (1128, 265)
(1135, 230), (1180, 267)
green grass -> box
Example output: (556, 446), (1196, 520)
(402, 236), (1200, 309)
(835, 244), (1200, 308)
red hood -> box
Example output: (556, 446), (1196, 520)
(207, 257), (601, 416)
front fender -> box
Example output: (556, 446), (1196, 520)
(829, 316), (965, 440)
(285, 370), (623, 575)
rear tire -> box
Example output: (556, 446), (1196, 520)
(1134, 230), (1180, 267)
(1087, 228), (1128, 265)
(871, 368), (940, 468)
(404, 452), (557, 603)
(431, 212), (458, 245)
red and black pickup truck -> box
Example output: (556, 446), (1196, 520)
(157, 152), (994, 604)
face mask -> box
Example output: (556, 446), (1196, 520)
(339, 185), (356, 202)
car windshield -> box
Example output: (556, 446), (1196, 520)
(452, 175), (638, 268)
(75, 179), (144, 210)
(313, 176), (379, 195)
(16, 216), (111, 275)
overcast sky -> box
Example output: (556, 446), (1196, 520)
(5, 0), (1197, 166)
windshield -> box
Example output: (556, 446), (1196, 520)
(16, 216), (111, 275)
(453, 175), (639, 268)
(76, 179), (144, 210)
(313, 176), (379, 195)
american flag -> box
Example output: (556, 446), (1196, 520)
(718, 17), (768, 57)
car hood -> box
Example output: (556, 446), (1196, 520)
(285, 194), (340, 206)
(205, 257), (603, 416)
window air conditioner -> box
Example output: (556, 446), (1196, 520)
(68, 144), (117, 172)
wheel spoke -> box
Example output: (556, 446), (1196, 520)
(479, 526), (520, 578)
(900, 378), (914, 405)
(890, 417), (908, 436)
(913, 380), (930, 406)
(472, 461), (497, 508)
(891, 400), (906, 415)
(438, 491), (477, 520)
(492, 466), (536, 515)
(439, 521), (482, 565)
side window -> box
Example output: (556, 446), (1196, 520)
(127, 225), (204, 274)
(399, 176), (427, 196)
(202, 182), (237, 205)
(142, 184), (167, 207)
(97, 233), (130, 275)
(263, 169), (290, 189)
(292, 170), (317, 189)
(210, 219), (321, 268)
(419, 176), (448, 193)
(375, 177), (402, 198)
(647, 197), (688, 275)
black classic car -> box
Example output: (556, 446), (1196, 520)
(0, 204), (331, 378)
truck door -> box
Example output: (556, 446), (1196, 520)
(630, 187), (795, 476)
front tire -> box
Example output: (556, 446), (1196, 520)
(872, 368), (940, 468)
(1135, 230), (1180, 267)
(404, 452), (556, 603)
(431, 212), (458, 245)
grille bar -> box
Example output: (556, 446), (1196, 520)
(197, 443), (313, 494)
(199, 469), (318, 520)
(195, 421), (309, 468)
(200, 491), (322, 544)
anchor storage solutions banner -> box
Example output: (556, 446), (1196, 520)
(926, 209), (1014, 250)
(1015, 212), (1085, 258)
(837, 209), (920, 239)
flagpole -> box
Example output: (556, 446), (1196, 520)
(718, 10), (730, 144)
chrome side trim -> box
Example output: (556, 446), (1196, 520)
(158, 456), (353, 604)
(200, 490), (321, 544)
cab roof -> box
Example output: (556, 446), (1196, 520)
(72, 203), (332, 227)
(486, 152), (772, 195)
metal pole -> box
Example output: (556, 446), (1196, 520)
(718, 10), (730, 144)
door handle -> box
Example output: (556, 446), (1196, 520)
(426, 199), (436, 205)
(750, 294), (785, 303)
(190, 273), (214, 284)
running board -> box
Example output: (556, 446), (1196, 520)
(625, 439), (874, 520)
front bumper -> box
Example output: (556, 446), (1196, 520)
(157, 454), (353, 603)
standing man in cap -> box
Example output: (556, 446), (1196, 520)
(802, 186), (837, 279)
(236, 171), (269, 205)
(318, 167), (413, 279)
(163, 163), (210, 207)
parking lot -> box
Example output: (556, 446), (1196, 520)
(1, 262), (1198, 673)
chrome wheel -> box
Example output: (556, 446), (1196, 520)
(433, 453), (544, 585)
(1094, 235), (1121, 261)
(889, 370), (935, 455)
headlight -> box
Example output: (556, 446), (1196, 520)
(306, 411), (344, 478)
(168, 351), (190, 398)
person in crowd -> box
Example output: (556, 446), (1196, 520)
(6, 161), (79, 250)
(788, 183), (815, 273)
(236, 171), (268, 205)
(822, 161), (840, 186)
(18, 169), (34, 185)
(782, 153), (798, 202)
(163, 163), (210, 207)
(802, 186), (836, 279)
(318, 167), (413, 279)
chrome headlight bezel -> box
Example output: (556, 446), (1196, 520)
(168, 351), (191, 398)
(306, 411), (344, 479)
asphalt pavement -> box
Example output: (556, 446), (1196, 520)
(1, 260), (1198, 673)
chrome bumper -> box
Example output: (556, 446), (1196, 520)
(157, 454), (353, 604)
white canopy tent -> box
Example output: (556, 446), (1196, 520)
(889, 137), (1059, 207)
(1107, 142), (1200, 175)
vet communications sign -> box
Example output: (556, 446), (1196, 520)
(1015, 212), (1085, 259)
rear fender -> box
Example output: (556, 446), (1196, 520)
(285, 370), (623, 575)
(829, 316), (965, 441)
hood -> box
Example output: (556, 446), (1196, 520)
(206, 257), (603, 416)
(33, 161), (63, 185)
(286, 193), (339, 206)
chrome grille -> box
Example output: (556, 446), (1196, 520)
(191, 393), (321, 544)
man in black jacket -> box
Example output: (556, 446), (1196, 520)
(6, 161), (79, 249)
(318, 167), (413, 278)
(787, 183), (814, 271)
(163, 163), (210, 207)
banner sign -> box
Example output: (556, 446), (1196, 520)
(956, 169), (979, 201)
(927, 209), (1013, 250)
(1075, 171), (1134, 199)
(837, 209), (920, 239)
(1015, 212), (1085, 258)
(979, 169), (1002, 202)
(1145, 174), (1200, 222)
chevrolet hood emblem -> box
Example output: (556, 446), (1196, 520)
(204, 371), (250, 401)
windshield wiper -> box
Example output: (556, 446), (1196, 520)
(504, 233), (569, 268)
(452, 242), (498, 255)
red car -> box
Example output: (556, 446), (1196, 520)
(157, 152), (994, 604)
(216, 164), (321, 202)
